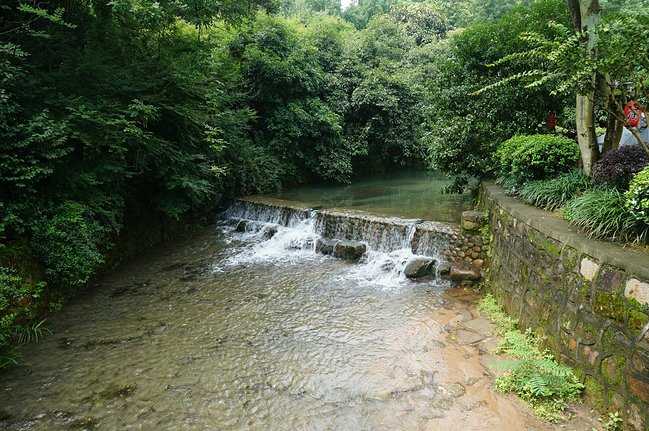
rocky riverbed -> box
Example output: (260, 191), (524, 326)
(0, 226), (602, 430)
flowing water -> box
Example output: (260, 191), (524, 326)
(0, 191), (599, 430)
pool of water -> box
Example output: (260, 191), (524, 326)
(272, 171), (470, 223)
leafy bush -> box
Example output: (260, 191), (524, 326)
(32, 202), (108, 290)
(592, 145), (649, 190)
(626, 167), (649, 226)
(479, 294), (584, 422)
(564, 188), (646, 241)
(496, 134), (580, 186)
(519, 170), (591, 211)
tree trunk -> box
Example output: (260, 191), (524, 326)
(576, 94), (599, 174)
(601, 76), (623, 153)
(567, 0), (601, 175)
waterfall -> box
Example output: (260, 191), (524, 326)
(218, 198), (456, 286)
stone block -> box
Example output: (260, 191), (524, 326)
(580, 257), (600, 282)
(625, 278), (649, 306)
(461, 211), (485, 231)
(403, 256), (436, 279)
(627, 373), (649, 403)
(449, 266), (481, 282)
(333, 240), (367, 261)
(594, 265), (625, 293)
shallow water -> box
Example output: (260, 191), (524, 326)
(0, 222), (599, 431)
(272, 171), (470, 222)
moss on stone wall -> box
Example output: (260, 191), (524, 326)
(481, 183), (649, 431)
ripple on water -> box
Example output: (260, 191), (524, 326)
(0, 226), (594, 431)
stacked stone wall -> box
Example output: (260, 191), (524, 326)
(481, 183), (649, 430)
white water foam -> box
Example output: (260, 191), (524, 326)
(216, 201), (449, 287)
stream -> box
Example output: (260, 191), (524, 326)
(0, 173), (600, 430)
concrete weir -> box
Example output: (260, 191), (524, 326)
(223, 196), (486, 283)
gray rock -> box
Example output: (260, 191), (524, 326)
(333, 240), (367, 261)
(462, 211), (486, 231)
(461, 318), (495, 336)
(404, 256), (436, 279)
(315, 238), (338, 255)
(453, 329), (485, 345)
(438, 262), (452, 277)
(262, 225), (278, 239)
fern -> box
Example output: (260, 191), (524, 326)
(479, 295), (584, 422)
(14, 319), (51, 345)
(472, 21), (587, 98)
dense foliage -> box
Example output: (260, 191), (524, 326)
(496, 135), (580, 186)
(626, 167), (649, 226)
(592, 146), (649, 190)
(423, 0), (572, 191)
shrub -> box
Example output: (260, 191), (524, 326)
(564, 188), (646, 241)
(496, 134), (580, 186)
(592, 145), (649, 190)
(32, 202), (108, 290)
(626, 167), (649, 226)
(520, 171), (591, 211)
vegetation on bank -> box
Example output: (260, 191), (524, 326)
(496, 134), (649, 242)
(478, 294), (584, 422)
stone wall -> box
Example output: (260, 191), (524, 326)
(481, 183), (649, 430)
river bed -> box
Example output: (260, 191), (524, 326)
(0, 203), (600, 430)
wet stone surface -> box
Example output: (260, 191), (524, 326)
(0, 226), (601, 431)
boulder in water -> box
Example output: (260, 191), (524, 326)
(262, 225), (278, 240)
(235, 220), (247, 232)
(404, 256), (436, 279)
(315, 238), (338, 255)
(438, 262), (452, 277)
(333, 240), (366, 261)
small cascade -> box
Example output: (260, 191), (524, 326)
(219, 198), (458, 285)
(224, 199), (311, 228)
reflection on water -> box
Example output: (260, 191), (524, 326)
(273, 171), (470, 222)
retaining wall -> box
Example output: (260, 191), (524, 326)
(481, 183), (649, 430)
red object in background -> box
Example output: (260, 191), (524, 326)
(624, 101), (641, 127)
(546, 111), (557, 130)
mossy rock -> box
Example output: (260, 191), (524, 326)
(593, 291), (626, 323)
(584, 375), (608, 411)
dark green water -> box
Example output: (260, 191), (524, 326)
(273, 171), (470, 223)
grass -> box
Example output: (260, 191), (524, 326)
(563, 188), (647, 242)
(519, 171), (591, 211)
(478, 294), (584, 422)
